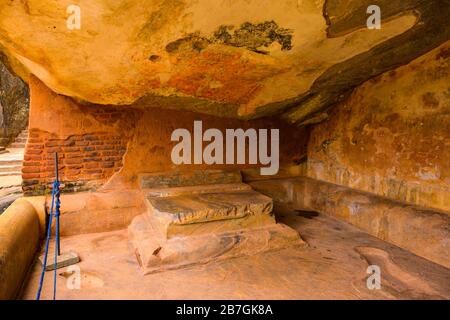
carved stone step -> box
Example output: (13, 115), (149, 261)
(0, 171), (21, 177)
(0, 160), (22, 166)
(129, 214), (306, 274)
(145, 190), (274, 239)
(143, 183), (252, 198)
(139, 169), (242, 189)
(0, 165), (22, 172)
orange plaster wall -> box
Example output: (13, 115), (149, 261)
(114, 108), (309, 188)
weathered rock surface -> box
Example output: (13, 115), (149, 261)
(0, 1), (448, 123)
(250, 177), (450, 269)
(0, 60), (28, 146)
(307, 42), (450, 212)
(139, 169), (242, 189)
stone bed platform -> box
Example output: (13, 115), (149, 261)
(129, 170), (305, 274)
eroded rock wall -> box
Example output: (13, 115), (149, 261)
(1, 1), (448, 124)
(307, 41), (450, 213)
(0, 60), (29, 146)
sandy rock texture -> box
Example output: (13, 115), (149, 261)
(0, 60), (28, 146)
(307, 42), (450, 212)
(0, 1), (448, 123)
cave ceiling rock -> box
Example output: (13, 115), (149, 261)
(0, 0), (448, 124)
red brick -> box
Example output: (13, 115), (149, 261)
(45, 153), (64, 160)
(63, 147), (81, 152)
(84, 162), (99, 169)
(25, 155), (42, 161)
(86, 152), (100, 157)
(101, 151), (119, 156)
(44, 160), (65, 166)
(65, 158), (83, 165)
(45, 141), (62, 147)
(23, 161), (41, 167)
(90, 141), (104, 146)
(66, 153), (83, 159)
(46, 147), (62, 153)
(67, 164), (83, 170)
(40, 171), (56, 178)
(43, 165), (65, 173)
(104, 156), (122, 162)
(84, 135), (99, 141)
(66, 169), (81, 176)
(27, 149), (43, 155)
(26, 143), (43, 149)
(83, 169), (102, 174)
(83, 157), (102, 163)
(96, 145), (115, 151)
(22, 166), (41, 173)
(22, 173), (40, 179)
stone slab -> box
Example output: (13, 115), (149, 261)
(146, 190), (273, 226)
(139, 170), (242, 189)
(38, 251), (80, 271)
(144, 183), (252, 198)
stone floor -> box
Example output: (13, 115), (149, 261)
(21, 209), (450, 300)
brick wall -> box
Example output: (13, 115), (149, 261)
(22, 77), (139, 195)
(23, 129), (128, 195)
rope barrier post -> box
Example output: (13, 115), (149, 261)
(36, 152), (61, 300)
(55, 153), (61, 257)
(35, 167), (56, 300)
(53, 152), (61, 300)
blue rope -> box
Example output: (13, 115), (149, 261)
(53, 181), (61, 300)
(35, 181), (57, 300)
